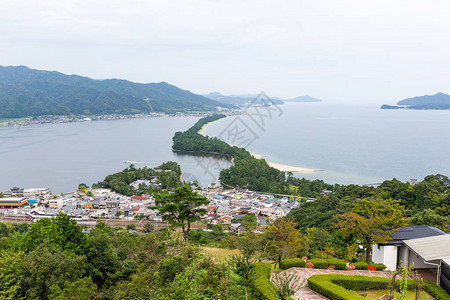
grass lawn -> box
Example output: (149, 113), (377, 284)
(201, 247), (241, 262)
(360, 290), (434, 299)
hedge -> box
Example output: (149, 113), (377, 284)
(308, 274), (368, 300)
(252, 262), (295, 300)
(279, 258), (305, 270)
(308, 259), (328, 269)
(372, 263), (386, 271)
(423, 281), (450, 300)
(326, 258), (347, 270)
(353, 261), (368, 270)
(307, 274), (449, 300)
(280, 258), (387, 272)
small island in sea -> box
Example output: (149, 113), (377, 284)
(204, 92), (322, 106)
(381, 92), (450, 110)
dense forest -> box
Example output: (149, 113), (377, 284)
(0, 214), (249, 299)
(287, 174), (450, 233)
(92, 162), (182, 196)
(172, 114), (339, 197)
(0, 65), (234, 118)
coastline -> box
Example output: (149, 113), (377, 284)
(197, 118), (323, 174)
(198, 118), (224, 137)
(251, 153), (323, 173)
(0, 111), (233, 128)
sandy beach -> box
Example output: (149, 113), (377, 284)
(198, 119), (222, 137)
(198, 121), (322, 174)
(251, 153), (323, 173)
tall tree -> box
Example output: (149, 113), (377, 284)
(409, 209), (450, 232)
(227, 243), (257, 300)
(336, 198), (407, 263)
(305, 227), (331, 258)
(152, 185), (209, 241)
(18, 212), (86, 255)
(21, 242), (85, 299)
(241, 214), (258, 233)
(264, 218), (303, 257)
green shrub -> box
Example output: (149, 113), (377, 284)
(252, 263), (277, 300)
(423, 281), (450, 300)
(329, 275), (389, 290)
(279, 258), (305, 270)
(326, 259), (346, 270)
(158, 257), (184, 286)
(353, 261), (368, 270)
(308, 259), (328, 269)
(372, 263), (386, 271)
(308, 274), (366, 300)
(252, 263), (294, 300)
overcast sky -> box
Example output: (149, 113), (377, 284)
(1, 0), (449, 103)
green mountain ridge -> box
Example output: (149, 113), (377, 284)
(0, 65), (234, 118)
(381, 92), (450, 110)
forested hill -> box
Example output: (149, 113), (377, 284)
(381, 92), (450, 110)
(0, 65), (234, 118)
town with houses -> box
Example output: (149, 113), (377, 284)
(0, 180), (302, 232)
(0, 109), (236, 127)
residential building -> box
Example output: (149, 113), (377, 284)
(0, 197), (28, 209)
(372, 225), (446, 271)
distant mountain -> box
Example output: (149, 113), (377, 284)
(204, 92), (284, 105)
(0, 66), (234, 118)
(381, 93), (450, 110)
(282, 95), (322, 103)
(204, 92), (322, 105)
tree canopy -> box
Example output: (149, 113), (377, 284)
(152, 185), (210, 241)
(335, 198), (407, 263)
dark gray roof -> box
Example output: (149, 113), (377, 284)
(212, 194), (232, 201)
(385, 226), (446, 245)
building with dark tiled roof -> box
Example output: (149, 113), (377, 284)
(372, 226), (447, 271)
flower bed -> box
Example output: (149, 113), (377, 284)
(279, 258), (386, 272)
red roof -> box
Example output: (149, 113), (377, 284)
(131, 196), (150, 201)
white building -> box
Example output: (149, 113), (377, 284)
(49, 198), (64, 209)
(372, 226), (446, 271)
(23, 188), (51, 201)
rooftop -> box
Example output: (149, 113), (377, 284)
(388, 226), (446, 244)
(403, 234), (450, 263)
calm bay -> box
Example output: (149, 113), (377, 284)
(1, 103), (449, 194)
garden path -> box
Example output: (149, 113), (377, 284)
(276, 268), (393, 300)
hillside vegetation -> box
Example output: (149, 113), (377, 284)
(0, 65), (234, 118)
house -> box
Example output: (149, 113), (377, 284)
(49, 198), (63, 209)
(131, 195), (150, 201)
(402, 235), (450, 293)
(130, 180), (152, 190)
(322, 190), (332, 196)
(230, 223), (243, 234)
(372, 226), (446, 271)
(0, 197), (28, 209)
(5, 187), (24, 197)
(23, 188), (51, 201)
(124, 208), (133, 217)
(106, 201), (119, 208)
(220, 215), (231, 224)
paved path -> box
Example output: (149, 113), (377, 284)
(273, 268), (393, 300)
